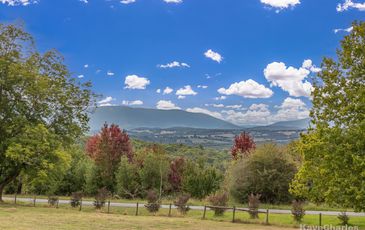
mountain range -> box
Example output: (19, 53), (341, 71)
(88, 106), (310, 132)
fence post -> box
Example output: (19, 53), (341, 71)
(33, 196), (36, 207)
(14, 193), (17, 204)
(319, 213), (322, 226)
(79, 198), (82, 211)
(168, 203), (172, 217)
(202, 205), (207, 219)
(56, 199), (59, 209)
(232, 206), (236, 223)
(107, 200), (111, 214)
(266, 209), (269, 225)
(135, 202), (139, 216)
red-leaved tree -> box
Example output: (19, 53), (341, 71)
(168, 157), (186, 193)
(86, 123), (133, 192)
(231, 132), (256, 160)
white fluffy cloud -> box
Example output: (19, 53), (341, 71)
(260, 0), (300, 11)
(264, 60), (318, 97)
(78, 75), (84, 79)
(204, 49), (223, 63)
(214, 96), (227, 101)
(218, 79), (273, 99)
(0, 0), (37, 6)
(164, 0), (183, 3)
(177, 95), (186, 100)
(98, 96), (115, 107)
(84, 64), (89, 68)
(158, 61), (190, 69)
(176, 85), (197, 96)
(163, 87), (174, 95)
(122, 100), (143, 106)
(124, 75), (150, 90)
(107, 71), (115, 76)
(222, 98), (309, 126)
(156, 89), (161, 94)
(273, 97), (309, 122)
(121, 0), (136, 4)
(337, 0), (365, 12)
(186, 107), (223, 119)
(156, 100), (181, 110)
(334, 26), (353, 33)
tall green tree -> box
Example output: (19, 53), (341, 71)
(290, 21), (365, 211)
(0, 24), (94, 201)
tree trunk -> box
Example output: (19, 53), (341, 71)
(0, 171), (20, 202)
(0, 184), (4, 202)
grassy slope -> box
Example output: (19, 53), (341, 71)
(1, 202), (364, 230)
(0, 204), (296, 230)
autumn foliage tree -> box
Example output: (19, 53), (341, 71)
(86, 123), (133, 193)
(168, 157), (186, 193)
(231, 132), (256, 160)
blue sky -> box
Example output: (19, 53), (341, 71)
(0, 0), (363, 125)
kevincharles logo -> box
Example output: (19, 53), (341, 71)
(300, 225), (359, 230)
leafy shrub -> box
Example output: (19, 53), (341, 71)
(229, 143), (297, 204)
(248, 194), (261, 219)
(182, 161), (222, 200)
(70, 192), (83, 208)
(338, 212), (350, 225)
(174, 194), (190, 215)
(208, 192), (229, 216)
(94, 187), (109, 209)
(291, 200), (305, 223)
(48, 196), (59, 207)
(145, 190), (161, 213)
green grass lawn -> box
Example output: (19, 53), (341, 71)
(1, 201), (364, 230)
(0, 203), (296, 230)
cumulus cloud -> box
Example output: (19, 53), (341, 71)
(223, 103), (271, 125)
(156, 89), (161, 94)
(124, 75), (150, 90)
(77, 75), (84, 79)
(0, 0), (37, 6)
(218, 79), (273, 99)
(98, 96), (115, 107)
(221, 97), (309, 126)
(205, 104), (243, 110)
(334, 26), (353, 33)
(176, 85), (197, 96)
(204, 49), (223, 63)
(122, 100), (143, 106)
(264, 60), (318, 97)
(156, 100), (181, 110)
(84, 64), (89, 68)
(337, 0), (365, 12)
(186, 107), (223, 119)
(177, 95), (186, 100)
(158, 61), (190, 69)
(260, 0), (300, 12)
(121, 0), (136, 4)
(164, 0), (183, 3)
(163, 87), (174, 95)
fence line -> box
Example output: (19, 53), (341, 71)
(2, 194), (363, 228)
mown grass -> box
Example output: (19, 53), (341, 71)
(1, 201), (364, 229)
(0, 203), (295, 230)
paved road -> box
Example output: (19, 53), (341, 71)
(3, 197), (365, 217)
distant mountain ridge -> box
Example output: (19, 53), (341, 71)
(89, 106), (240, 132)
(250, 118), (311, 131)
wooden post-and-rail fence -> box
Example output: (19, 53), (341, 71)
(203, 205), (269, 224)
(7, 195), (328, 227)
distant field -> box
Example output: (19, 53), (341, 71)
(0, 205), (297, 230)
